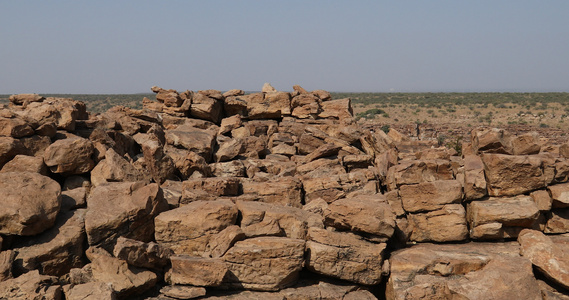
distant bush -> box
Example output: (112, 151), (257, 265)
(356, 108), (386, 119)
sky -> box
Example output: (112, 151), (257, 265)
(1, 1), (568, 94)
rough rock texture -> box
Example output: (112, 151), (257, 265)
(168, 255), (227, 287)
(113, 237), (172, 271)
(0, 270), (61, 300)
(408, 204), (469, 242)
(0, 172), (61, 236)
(43, 136), (95, 174)
(399, 180), (463, 213)
(65, 281), (117, 300)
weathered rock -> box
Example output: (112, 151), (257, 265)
(531, 189), (553, 211)
(385, 159), (454, 191)
(0, 115), (34, 138)
(471, 127), (512, 154)
(222, 236), (305, 291)
(13, 209), (86, 277)
(519, 229), (569, 290)
(90, 148), (146, 186)
(168, 255), (227, 286)
(155, 200), (238, 255)
(306, 227), (386, 285)
(399, 180), (463, 213)
(0, 172), (61, 236)
(408, 204), (468, 242)
(224, 95), (248, 116)
(60, 187), (87, 209)
(160, 285), (206, 299)
(216, 138), (244, 162)
(14, 97), (85, 131)
(324, 195), (395, 241)
(318, 98), (353, 120)
(190, 92), (223, 123)
(237, 200), (323, 240)
(86, 247), (158, 298)
(210, 160), (247, 177)
(511, 132), (541, 155)
(204, 225), (246, 258)
(482, 153), (553, 196)
(241, 177), (303, 207)
(467, 195), (540, 240)
(462, 154), (487, 200)
(302, 143), (342, 163)
(134, 130), (176, 183)
(387, 242), (542, 300)
(219, 114), (242, 135)
(0, 250), (15, 281)
(0, 270), (61, 300)
(181, 177), (240, 203)
(166, 146), (212, 179)
(223, 89), (245, 98)
(85, 182), (168, 250)
(0, 136), (24, 167)
(113, 237), (173, 271)
(291, 93), (320, 119)
(165, 125), (217, 162)
(65, 281), (117, 300)
(9, 93), (44, 105)
(303, 169), (377, 203)
(545, 210), (569, 234)
(43, 136), (95, 174)
(0, 154), (47, 174)
(549, 182), (569, 208)
(247, 91), (291, 119)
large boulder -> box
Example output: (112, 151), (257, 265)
(43, 136), (95, 174)
(165, 125), (217, 162)
(168, 255), (227, 287)
(241, 177), (303, 207)
(0, 136), (24, 167)
(85, 181), (168, 250)
(113, 237), (173, 271)
(305, 227), (386, 285)
(462, 154), (487, 200)
(0, 114), (34, 138)
(0, 172), (61, 236)
(385, 159), (454, 191)
(155, 200), (238, 255)
(222, 236), (305, 291)
(399, 180), (463, 213)
(408, 204), (468, 242)
(180, 177), (240, 203)
(0, 270), (61, 300)
(471, 127), (512, 154)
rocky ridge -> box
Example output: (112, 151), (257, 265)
(1, 84), (569, 299)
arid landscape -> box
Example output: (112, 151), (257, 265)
(1, 84), (569, 299)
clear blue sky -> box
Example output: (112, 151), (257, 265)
(1, 1), (568, 94)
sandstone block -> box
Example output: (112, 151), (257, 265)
(408, 204), (468, 242)
(549, 182), (569, 208)
(462, 154), (487, 200)
(0, 270), (61, 300)
(318, 98), (353, 120)
(241, 177), (303, 207)
(545, 210), (569, 234)
(511, 132), (541, 155)
(0, 154), (47, 174)
(65, 281), (117, 300)
(190, 92), (223, 123)
(385, 159), (454, 191)
(169, 255), (227, 286)
(113, 237), (173, 271)
(43, 136), (95, 174)
(165, 125), (217, 162)
(471, 127), (512, 154)
(0, 115), (34, 138)
(181, 177), (240, 203)
(399, 180), (463, 213)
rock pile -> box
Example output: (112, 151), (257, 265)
(1, 84), (569, 299)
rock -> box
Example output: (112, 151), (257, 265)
(181, 177), (240, 203)
(85, 182), (168, 250)
(302, 143), (342, 163)
(511, 132), (541, 155)
(210, 160), (247, 177)
(545, 210), (569, 234)
(168, 255), (227, 286)
(0, 172), (61, 236)
(15, 97), (85, 131)
(519, 229), (569, 290)
(247, 92), (291, 119)
(0, 154), (47, 174)
(0, 270), (61, 300)
(165, 125), (217, 162)
(113, 237), (173, 271)
(324, 195), (395, 242)
(160, 285), (206, 299)
(471, 127), (512, 154)
(291, 93), (320, 119)
(0, 250), (15, 281)
(0, 115), (34, 138)
(43, 136), (95, 174)
(462, 154), (487, 200)
(482, 153), (553, 197)
(318, 98), (353, 120)
(549, 182), (569, 208)
(155, 200), (238, 255)
(262, 83), (277, 93)
(387, 242), (542, 300)
(154, 88), (183, 107)
(399, 180), (463, 213)
(216, 138), (244, 162)
(306, 227), (386, 285)
(161, 180), (183, 208)
(90, 148), (146, 186)
(223, 89), (245, 98)
(342, 154), (373, 171)
(467, 195), (540, 240)
(9, 93), (45, 105)
(219, 114), (242, 135)
(531, 189), (553, 211)
(223, 95), (248, 116)
(190, 92), (223, 123)
(408, 204), (468, 242)
(134, 130), (176, 184)
(0, 136), (24, 167)
(222, 236), (305, 291)
(303, 169), (378, 203)
(204, 225), (246, 258)
(385, 159), (454, 191)
(237, 200), (323, 240)
(65, 281), (117, 300)
(86, 247), (158, 298)
(166, 146), (212, 179)
(13, 209), (86, 277)
(241, 177), (303, 207)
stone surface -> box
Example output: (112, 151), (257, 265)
(43, 136), (95, 174)
(531, 189), (553, 211)
(160, 285), (206, 299)
(471, 127), (512, 154)
(323, 195), (395, 241)
(0, 250), (15, 281)
(318, 98), (353, 120)
(0, 172), (61, 236)
(0, 154), (47, 174)
(0, 270), (62, 300)
(181, 177), (240, 203)
(545, 210), (569, 233)
(385, 159), (454, 191)
(467, 195), (540, 240)
(165, 125), (217, 162)
(306, 227), (386, 285)
(85, 182), (168, 250)
(241, 177), (303, 207)
(408, 204), (468, 242)
(155, 200), (238, 255)
(0, 115), (34, 138)
(222, 236), (305, 291)
(90, 148), (146, 186)
(511, 132), (541, 155)
(204, 225), (246, 258)
(65, 281), (117, 300)
(462, 154), (487, 200)
(549, 182), (569, 208)
(0, 136), (24, 167)
(113, 237), (173, 270)
(168, 255), (227, 286)
(399, 180), (463, 213)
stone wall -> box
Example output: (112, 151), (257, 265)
(0, 84), (569, 299)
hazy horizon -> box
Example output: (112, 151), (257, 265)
(2, 1), (568, 94)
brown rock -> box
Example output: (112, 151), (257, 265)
(165, 125), (217, 162)
(222, 236), (305, 291)
(210, 160), (247, 177)
(113, 237), (173, 270)
(9, 93), (45, 105)
(0, 136), (24, 167)
(303, 169), (377, 203)
(168, 255), (227, 286)
(511, 132), (541, 155)
(462, 154), (487, 200)
(549, 182), (569, 208)
(181, 177), (240, 203)
(0, 115), (34, 138)
(0, 270), (61, 300)
(387, 242), (541, 300)
(306, 227), (386, 285)
(65, 281), (117, 300)
(160, 285), (206, 299)
(0, 250), (15, 281)
(133, 131), (175, 183)
(223, 95), (248, 116)
(90, 148), (146, 186)
(0, 172), (61, 236)
(0, 154), (47, 174)
(155, 200), (238, 255)
(85, 182), (168, 250)
(237, 200), (323, 240)
(385, 159), (454, 191)
(13, 209), (86, 276)
(223, 89), (245, 98)
(302, 143), (341, 163)
(318, 98), (353, 120)
(204, 225), (246, 258)
(399, 180), (463, 213)
(408, 204), (468, 242)
(190, 92), (223, 123)
(166, 146), (212, 179)
(519, 229), (569, 290)
(247, 91), (291, 119)
(545, 210), (569, 234)
(216, 138), (244, 162)
(291, 93), (321, 119)
(324, 195), (395, 241)
(218, 114), (242, 135)
(531, 189), (553, 211)
(482, 153), (552, 196)
(43, 136), (95, 174)
(155, 89), (183, 107)
(467, 195), (540, 240)
(241, 177), (303, 207)
(471, 127), (512, 154)
(15, 97), (85, 131)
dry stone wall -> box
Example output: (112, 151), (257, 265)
(1, 84), (569, 299)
